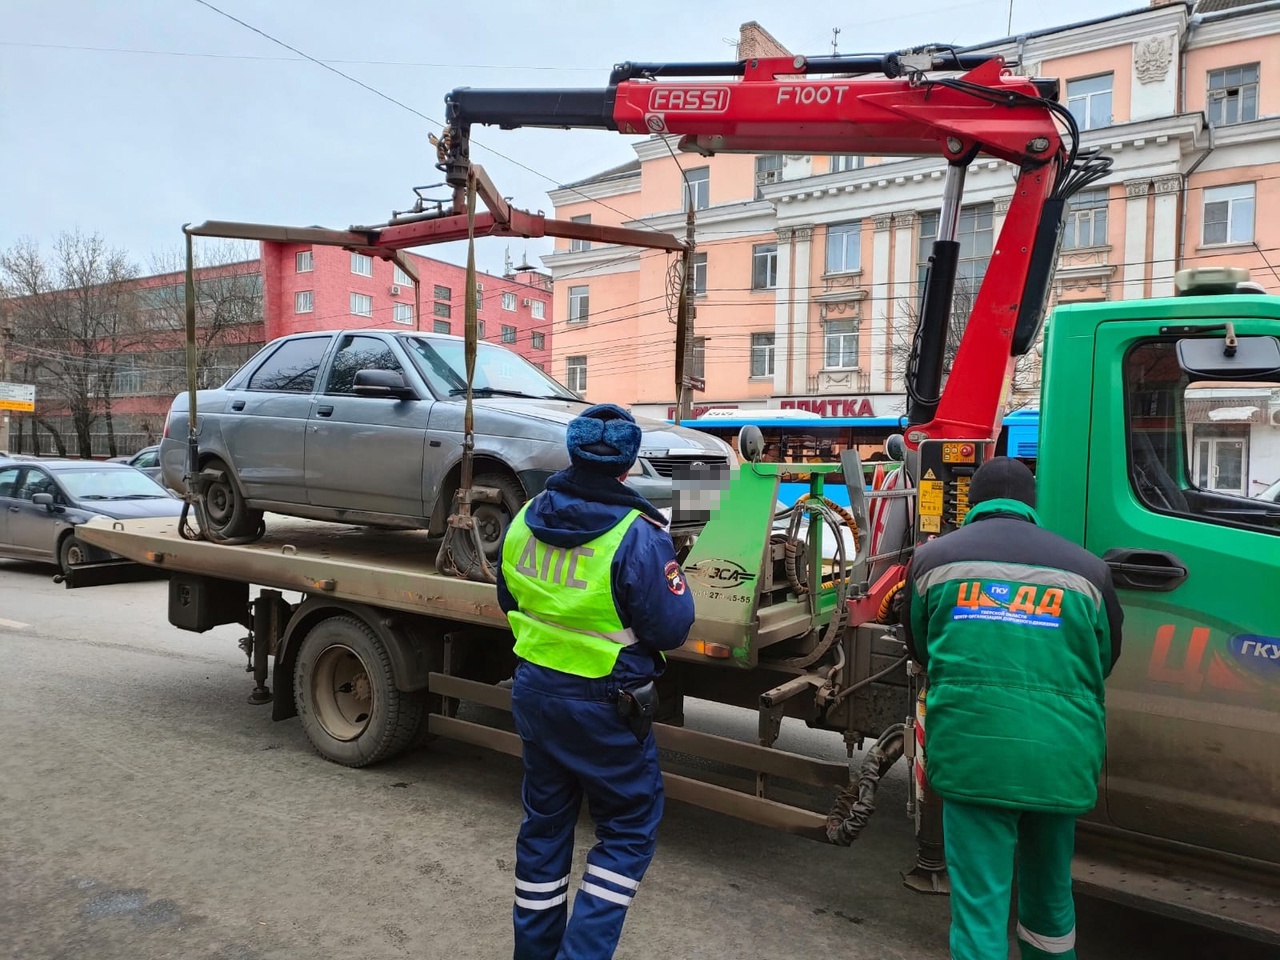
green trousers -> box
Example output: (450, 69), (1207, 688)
(943, 799), (1078, 960)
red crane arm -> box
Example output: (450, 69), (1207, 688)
(442, 51), (1110, 446)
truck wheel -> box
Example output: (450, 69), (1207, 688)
(59, 535), (89, 575)
(293, 615), (424, 767)
(201, 457), (263, 541)
(473, 471), (525, 562)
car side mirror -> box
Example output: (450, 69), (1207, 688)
(352, 369), (416, 400)
(31, 493), (56, 511)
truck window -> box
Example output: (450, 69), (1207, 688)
(323, 335), (405, 395)
(1124, 339), (1280, 535)
(246, 336), (330, 394)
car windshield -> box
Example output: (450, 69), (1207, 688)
(400, 336), (580, 401)
(52, 467), (171, 500)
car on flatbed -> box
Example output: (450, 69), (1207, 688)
(159, 329), (733, 556)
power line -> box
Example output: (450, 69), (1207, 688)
(0, 40), (606, 71)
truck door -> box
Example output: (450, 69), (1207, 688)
(304, 334), (430, 519)
(1084, 324), (1280, 863)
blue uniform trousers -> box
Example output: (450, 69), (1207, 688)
(509, 663), (664, 960)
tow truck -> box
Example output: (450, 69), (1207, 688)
(73, 48), (1280, 944)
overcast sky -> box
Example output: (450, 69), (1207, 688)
(2, 0), (1140, 277)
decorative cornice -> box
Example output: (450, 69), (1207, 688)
(872, 214), (892, 230)
(1154, 175), (1182, 195)
(891, 212), (918, 228)
(994, 196), (1013, 215)
(1125, 180), (1152, 199)
(794, 226), (814, 242)
(777, 227), (795, 242)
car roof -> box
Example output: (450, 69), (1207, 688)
(9, 459), (135, 470)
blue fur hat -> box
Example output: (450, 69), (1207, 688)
(566, 403), (642, 476)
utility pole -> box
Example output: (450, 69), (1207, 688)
(0, 315), (10, 452)
(675, 206), (697, 423)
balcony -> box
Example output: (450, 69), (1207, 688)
(814, 271), (867, 321)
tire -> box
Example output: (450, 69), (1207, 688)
(200, 457), (263, 540)
(472, 471), (526, 562)
(59, 535), (89, 576)
(293, 615), (424, 768)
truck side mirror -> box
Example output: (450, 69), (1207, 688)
(352, 369), (417, 400)
(32, 493), (55, 511)
(1176, 334), (1280, 380)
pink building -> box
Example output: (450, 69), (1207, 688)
(544, 5), (1280, 420)
(260, 243), (552, 367)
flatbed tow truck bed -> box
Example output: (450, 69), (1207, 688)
(73, 515), (1280, 945)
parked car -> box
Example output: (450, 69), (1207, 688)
(1255, 478), (1280, 502)
(159, 330), (733, 557)
(0, 457), (186, 574)
(109, 445), (163, 482)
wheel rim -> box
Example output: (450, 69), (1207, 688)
(205, 482), (234, 525)
(474, 502), (509, 553)
(65, 542), (86, 567)
(311, 643), (374, 742)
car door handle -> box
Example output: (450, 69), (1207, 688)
(231, 399), (245, 411)
(316, 405), (334, 417)
(1102, 548), (1188, 592)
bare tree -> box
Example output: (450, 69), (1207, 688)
(0, 231), (140, 458)
(889, 277), (1042, 410)
(144, 240), (264, 394)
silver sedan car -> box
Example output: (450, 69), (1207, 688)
(159, 330), (733, 557)
(0, 458), (185, 574)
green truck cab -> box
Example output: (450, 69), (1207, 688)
(1038, 283), (1280, 870)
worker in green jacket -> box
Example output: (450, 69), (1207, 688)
(902, 457), (1123, 960)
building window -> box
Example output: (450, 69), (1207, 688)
(683, 166), (710, 212)
(474, 282), (483, 309)
(433, 320), (451, 334)
(532, 331), (546, 350)
(750, 333), (775, 378)
(350, 292), (373, 317)
(826, 222), (861, 274)
(570, 214), (592, 252)
(690, 337), (706, 380)
(1066, 74), (1113, 131)
(433, 301), (452, 318)
(393, 302), (413, 325)
(295, 290), (314, 314)
(502, 291), (518, 311)
(432, 284), (450, 302)
(825, 320), (858, 369)
(918, 204), (994, 309)
(566, 355), (587, 393)
(830, 155), (863, 173)
(1203, 184), (1255, 245)
(393, 265), (412, 286)
(568, 286), (589, 324)
(531, 300), (545, 320)
(691, 252), (708, 297)
(478, 320), (485, 339)
(1062, 190), (1109, 249)
(351, 252), (373, 277)
(754, 154), (783, 199)
(501, 324), (517, 343)
(1207, 64), (1259, 127)
(296, 250), (313, 273)
(751, 244), (778, 290)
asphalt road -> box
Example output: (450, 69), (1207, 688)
(2, 559), (1277, 960)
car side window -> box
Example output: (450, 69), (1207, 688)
(1124, 339), (1280, 536)
(246, 337), (330, 393)
(0, 467), (21, 499)
(323, 335), (406, 396)
(16, 469), (56, 502)
(133, 450), (159, 468)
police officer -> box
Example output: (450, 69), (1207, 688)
(496, 403), (696, 960)
(901, 457), (1123, 960)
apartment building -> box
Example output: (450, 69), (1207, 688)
(543, 3), (1280, 424)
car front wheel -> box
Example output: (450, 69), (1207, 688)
(59, 535), (89, 575)
(200, 457), (263, 541)
(472, 472), (526, 562)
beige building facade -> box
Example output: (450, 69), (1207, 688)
(542, 3), (1280, 421)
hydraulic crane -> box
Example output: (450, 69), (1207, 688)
(440, 49), (1112, 452)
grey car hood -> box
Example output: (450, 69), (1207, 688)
(466, 398), (731, 456)
(76, 498), (186, 520)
